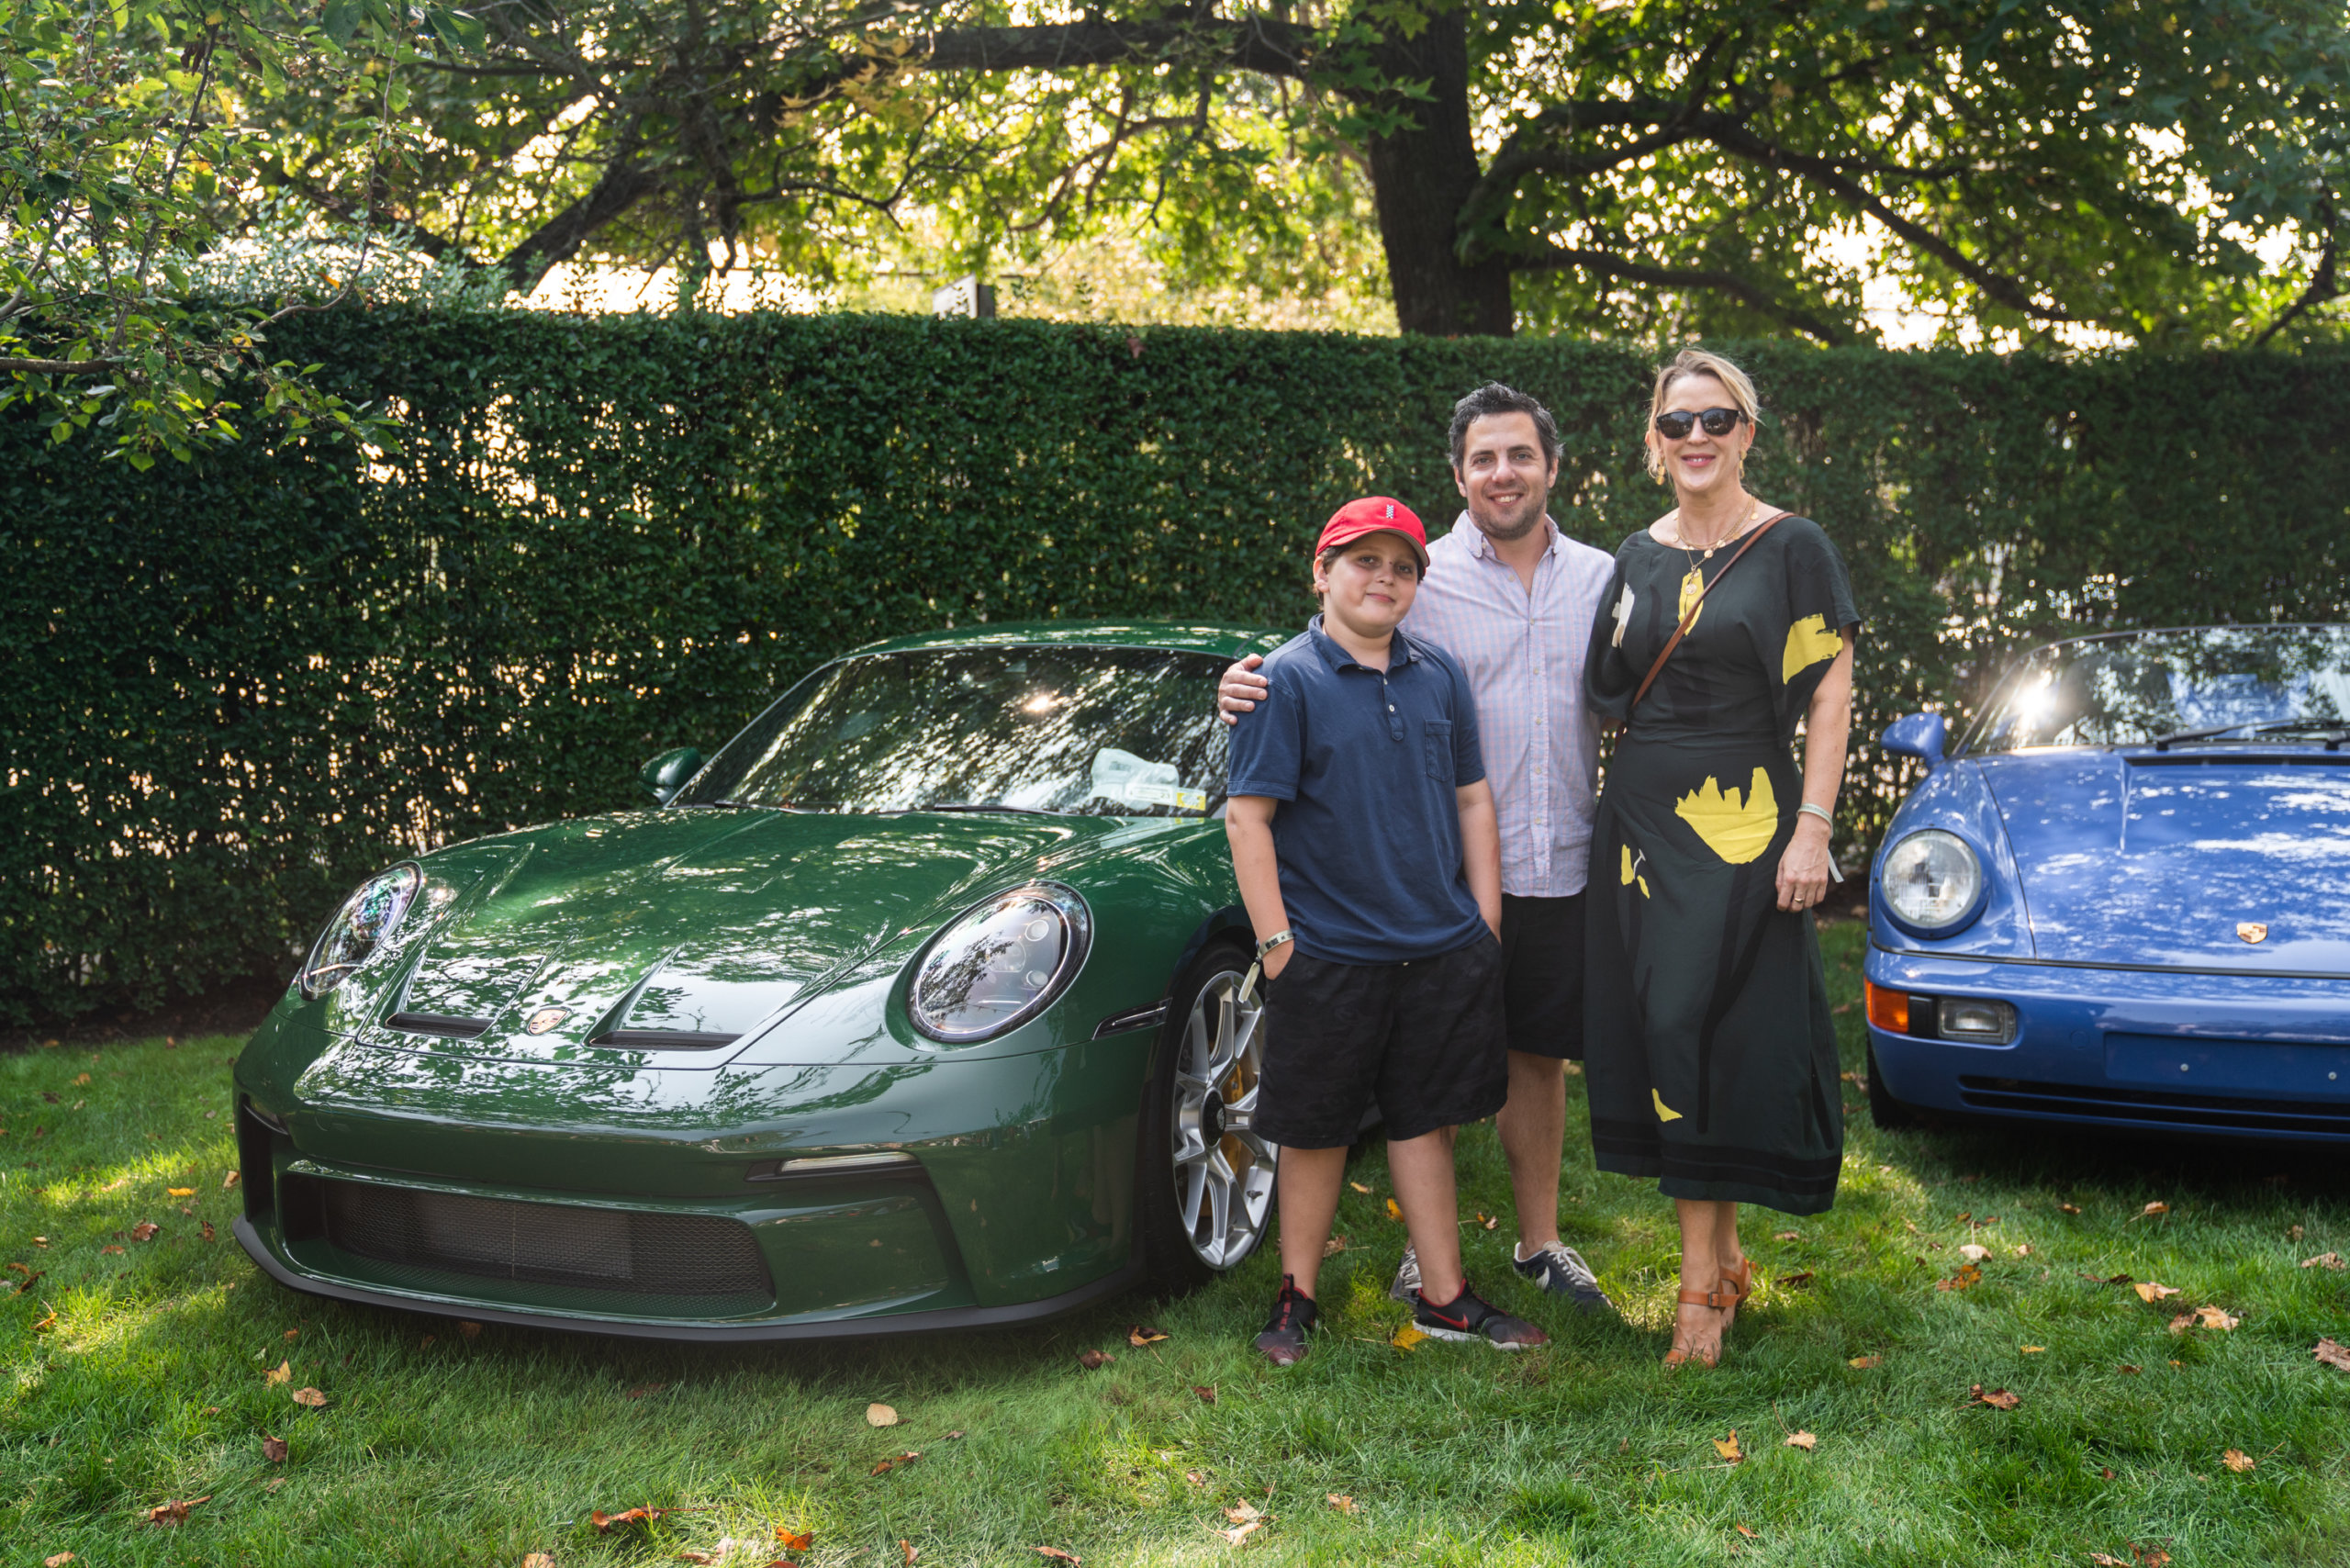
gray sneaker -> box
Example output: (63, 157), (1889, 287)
(1387, 1242), (1421, 1303)
(1514, 1240), (1617, 1316)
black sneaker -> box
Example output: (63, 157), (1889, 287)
(1254, 1274), (1319, 1366)
(1513, 1240), (1617, 1316)
(1413, 1281), (1549, 1350)
(1387, 1242), (1421, 1303)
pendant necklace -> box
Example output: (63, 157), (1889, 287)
(1672, 494), (1758, 627)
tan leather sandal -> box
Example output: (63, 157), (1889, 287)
(1662, 1285), (1729, 1368)
(1716, 1256), (1754, 1329)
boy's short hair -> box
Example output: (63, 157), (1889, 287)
(1448, 383), (1561, 471)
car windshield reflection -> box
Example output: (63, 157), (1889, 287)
(678, 646), (1231, 817)
(1970, 624), (2350, 752)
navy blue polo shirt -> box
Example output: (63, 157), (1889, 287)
(1225, 615), (1489, 964)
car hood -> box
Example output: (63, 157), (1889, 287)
(1975, 752), (2350, 972)
(349, 807), (1177, 1063)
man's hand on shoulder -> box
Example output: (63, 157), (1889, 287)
(1217, 654), (1270, 727)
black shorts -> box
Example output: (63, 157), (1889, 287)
(1500, 891), (1586, 1061)
(1256, 935), (1508, 1148)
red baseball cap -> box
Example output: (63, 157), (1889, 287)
(1316, 496), (1429, 571)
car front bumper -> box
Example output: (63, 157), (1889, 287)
(1864, 947), (2350, 1141)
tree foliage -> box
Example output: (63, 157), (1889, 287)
(218, 0), (2350, 342)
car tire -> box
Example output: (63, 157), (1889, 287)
(1136, 938), (1278, 1296)
(1866, 1036), (1922, 1130)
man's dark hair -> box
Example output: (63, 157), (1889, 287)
(1448, 382), (1561, 471)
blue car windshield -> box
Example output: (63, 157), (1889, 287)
(679, 646), (1232, 816)
(1969, 624), (2350, 752)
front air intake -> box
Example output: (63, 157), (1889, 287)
(297, 1178), (773, 1313)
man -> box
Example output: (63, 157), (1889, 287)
(1218, 383), (1619, 1314)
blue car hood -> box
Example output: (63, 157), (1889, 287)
(1975, 752), (2350, 973)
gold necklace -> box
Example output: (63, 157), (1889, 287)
(1670, 494), (1758, 631)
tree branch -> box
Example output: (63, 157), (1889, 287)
(2253, 218), (2337, 349)
(1515, 244), (1848, 344)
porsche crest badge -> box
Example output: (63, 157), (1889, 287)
(523, 1006), (572, 1035)
(2236, 923), (2268, 945)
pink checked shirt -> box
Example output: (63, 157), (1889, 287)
(1399, 514), (1617, 898)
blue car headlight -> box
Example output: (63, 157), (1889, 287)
(298, 864), (423, 999)
(1879, 830), (1986, 935)
(908, 882), (1091, 1043)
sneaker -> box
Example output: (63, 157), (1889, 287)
(1254, 1274), (1319, 1366)
(1413, 1281), (1549, 1350)
(1387, 1242), (1421, 1303)
(1514, 1240), (1617, 1316)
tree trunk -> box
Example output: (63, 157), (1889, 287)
(1359, 7), (1514, 336)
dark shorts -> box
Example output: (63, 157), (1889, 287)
(1499, 891), (1586, 1061)
(1256, 934), (1508, 1148)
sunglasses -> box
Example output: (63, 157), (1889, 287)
(1653, 407), (1745, 440)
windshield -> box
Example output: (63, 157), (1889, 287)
(1968, 624), (2350, 752)
(679, 645), (1234, 816)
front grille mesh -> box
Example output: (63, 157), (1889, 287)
(315, 1180), (772, 1309)
(1957, 1076), (2350, 1136)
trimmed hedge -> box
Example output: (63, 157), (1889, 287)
(6, 312), (2347, 1026)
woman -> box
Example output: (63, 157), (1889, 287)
(1583, 348), (1858, 1368)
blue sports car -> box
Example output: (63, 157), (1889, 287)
(1863, 623), (2350, 1140)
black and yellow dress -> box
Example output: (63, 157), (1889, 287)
(1582, 514), (1859, 1215)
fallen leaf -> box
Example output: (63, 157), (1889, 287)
(2288, 1223), (2305, 1241)
(1390, 1324), (1428, 1350)
(1774, 1230), (1800, 1241)
(1969, 1385), (2021, 1409)
(1779, 1271), (1815, 1288)
(1128, 1325), (1169, 1347)
(261, 1434), (287, 1462)
(1959, 1244), (1990, 1262)
(594, 1507), (671, 1533)
(2133, 1281), (2181, 1303)
(2119, 1364), (2141, 1374)
(901, 1538), (918, 1564)
(130, 1221), (159, 1241)
(873, 1450), (923, 1474)
(1322, 1236), (1348, 1258)
(1937, 1263), (1984, 1291)
(1849, 1355), (1881, 1369)
(2140, 1202), (2170, 1217)
(867, 1403), (902, 1426)
(32, 1305), (56, 1332)
(1035, 1550), (1081, 1564)
(45, 1553), (73, 1566)
(677, 1553), (720, 1565)
(264, 1361), (289, 1384)
(199, 1219), (215, 1240)
(2102, 1466), (2117, 1478)
(1185, 1470), (1209, 1488)
(1469, 1212), (1497, 1230)
(100, 1245), (123, 1255)
(284, 1328), (300, 1340)
(2021, 1345), (2046, 1354)
(1959, 1173), (1980, 1183)
(2133, 1549), (2172, 1567)
(1713, 1430), (1745, 1464)
(1326, 1494), (1357, 1514)
(11, 1269), (43, 1294)
(1785, 1431), (1818, 1450)
(2222, 1449), (2255, 1473)
(458, 1321), (482, 1339)
(2314, 1337), (2350, 1371)
(167, 1187), (193, 1197)
(2190, 1305), (2240, 1331)
(627, 1383), (669, 1399)
(1383, 1198), (1402, 1221)
(1076, 1350), (1113, 1370)
(777, 1529), (815, 1550)
(223, 1170), (241, 1189)
(1214, 1519), (1263, 1546)
(943, 1430), (965, 1440)
(1736, 1523), (1759, 1540)
(2060, 1203), (2081, 1215)
(147, 1495), (212, 1526)
(1224, 1502), (1263, 1525)
(1348, 1181), (1370, 1194)
(2014, 1244), (2034, 1256)
(2092, 1556), (2130, 1567)
(2300, 1253), (2344, 1271)
(292, 1387), (327, 1407)
(1192, 1385), (1217, 1404)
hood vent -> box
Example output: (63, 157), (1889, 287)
(589, 1027), (740, 1051)
(386, 1012), (492, 1039)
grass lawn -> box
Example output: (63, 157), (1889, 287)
(6, 920), (2348, 1566)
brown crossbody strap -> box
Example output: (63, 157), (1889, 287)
(1630, 510), (1788, 712)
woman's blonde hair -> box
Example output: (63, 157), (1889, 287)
(1644, 348), (1762, 480)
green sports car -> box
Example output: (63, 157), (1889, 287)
(232, 622), (1292, 1339)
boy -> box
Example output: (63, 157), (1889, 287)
(1225, 497), (1547, 1364)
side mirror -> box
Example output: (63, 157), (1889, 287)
(1878, 712), (1947, 768)
(637, 746), (704, 806)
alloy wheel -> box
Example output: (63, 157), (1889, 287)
(1169, 966), (1276, 1270)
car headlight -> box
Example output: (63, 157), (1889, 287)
(299, 865), (423, 999)
(908, 882), (1091, 1043)
(1879, 830), (1984, 934)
